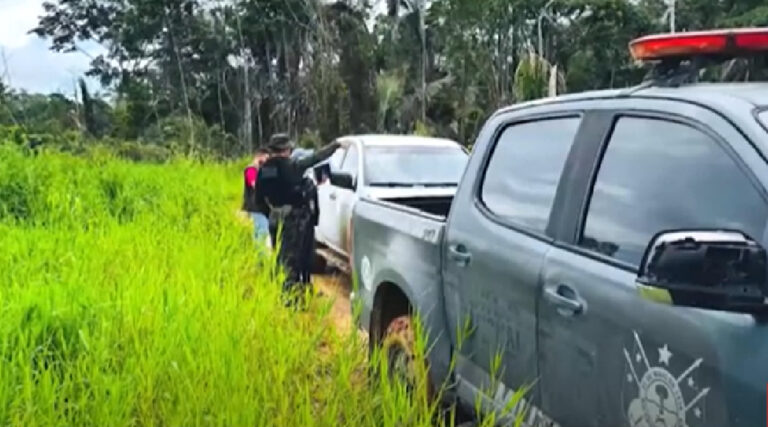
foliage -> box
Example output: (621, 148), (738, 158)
(1, 0), (764, 156)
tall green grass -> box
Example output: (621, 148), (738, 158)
(0, 145), (449, 426)
(0, 144), (530, 426)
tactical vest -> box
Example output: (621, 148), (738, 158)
(257, 157), (306, 209)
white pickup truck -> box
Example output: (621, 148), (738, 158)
(311, 134), (468, 271)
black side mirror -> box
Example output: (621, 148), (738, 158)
(637, 230), (768, 314)
(330, 172), (355, 190)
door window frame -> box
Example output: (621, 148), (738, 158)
(339, 142), (360, 187)
(566, 109), (768, 273)
(472, 112), (586, 242)
(328, 143), (348, 172)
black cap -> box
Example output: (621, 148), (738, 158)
(267, 133), (294, 152)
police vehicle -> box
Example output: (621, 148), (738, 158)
(348, 28), (768, 426)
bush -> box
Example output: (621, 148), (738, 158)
(298, 129), (322, 149)
(142, 115), (241, 159)
(114, 141), (172, 163)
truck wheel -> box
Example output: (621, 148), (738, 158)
(380, 315), (434, 399)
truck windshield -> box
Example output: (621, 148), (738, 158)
(365, 146), (468, 187)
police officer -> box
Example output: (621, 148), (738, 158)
(255, 133), (342, 302)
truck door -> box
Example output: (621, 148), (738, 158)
(537, 109), (768, 426)
(316, 145), (346, 247)
(443, 114), (582, 413)
(335, 143), (360, 257)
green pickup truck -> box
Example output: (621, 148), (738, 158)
(348, 29), (768, 426)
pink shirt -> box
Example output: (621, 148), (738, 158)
(245, 166), (258, 188)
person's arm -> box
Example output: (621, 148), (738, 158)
(294, 141), (342, 172)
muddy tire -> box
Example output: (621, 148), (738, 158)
(380, 315), (434, 399)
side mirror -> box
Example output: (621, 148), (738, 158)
(330, 171), (355, 190)
(637, 230), (768, 314)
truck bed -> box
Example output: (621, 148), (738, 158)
(378, 195), (453, 218)
(351, 196), (447, 326)
(351, 195), (456, 393)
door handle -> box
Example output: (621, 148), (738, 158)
(448, 244), (471, 267)
(330, 192), (337, 201)
(543, 284), (585, 317)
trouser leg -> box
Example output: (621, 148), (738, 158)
(301, 225), (315, 284)
(278, 212), (304, 293)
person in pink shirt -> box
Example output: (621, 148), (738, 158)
(242, 148), (270, 243)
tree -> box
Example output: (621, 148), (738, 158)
(20, 0), (768, 157)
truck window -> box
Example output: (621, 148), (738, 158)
(480, 117), (581, 234)
(581, 116), (768, 267)
(340, 144), (359, 181)
(364, 146), (467, 186)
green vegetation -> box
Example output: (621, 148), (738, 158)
(0, 143), (465, 426)
(2, 0), (766, 159)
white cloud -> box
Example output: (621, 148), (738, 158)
(0, 0), (43, 49)
(0, 0), (102, 94)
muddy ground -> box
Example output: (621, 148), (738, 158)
(313, 272), (355, 334)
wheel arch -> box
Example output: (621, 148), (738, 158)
(370, 281), (413, 349)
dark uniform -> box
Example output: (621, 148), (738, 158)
(255, 134), (340, 298)
(299, 176), (320, 284)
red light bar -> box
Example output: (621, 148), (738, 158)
(630, 28), (768, 61)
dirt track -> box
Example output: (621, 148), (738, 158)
(236, 211), (357, 336)
(313, 272), (355, 334)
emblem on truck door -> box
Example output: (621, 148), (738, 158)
(624, 331), (710, 427)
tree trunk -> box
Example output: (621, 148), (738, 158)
(235, 12), (253, 153)
(417, 0), (427, 123)
(164, 8), (195, 151)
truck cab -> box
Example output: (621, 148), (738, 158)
(351, 29), (768, 426)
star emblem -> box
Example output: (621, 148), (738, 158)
(658, 344), (672, 366)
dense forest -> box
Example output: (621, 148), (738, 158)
(2, 0), (768, 159)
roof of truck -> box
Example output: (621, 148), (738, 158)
(501, 83), (768, 114)
(638, 83), (768, 106)
(341, 134), (462, 148)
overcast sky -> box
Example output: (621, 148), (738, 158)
(0, 0), (102, 95)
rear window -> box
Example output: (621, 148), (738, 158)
(364, 146), (468, 187)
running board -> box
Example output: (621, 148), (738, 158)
(317, 247), (351, 275)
